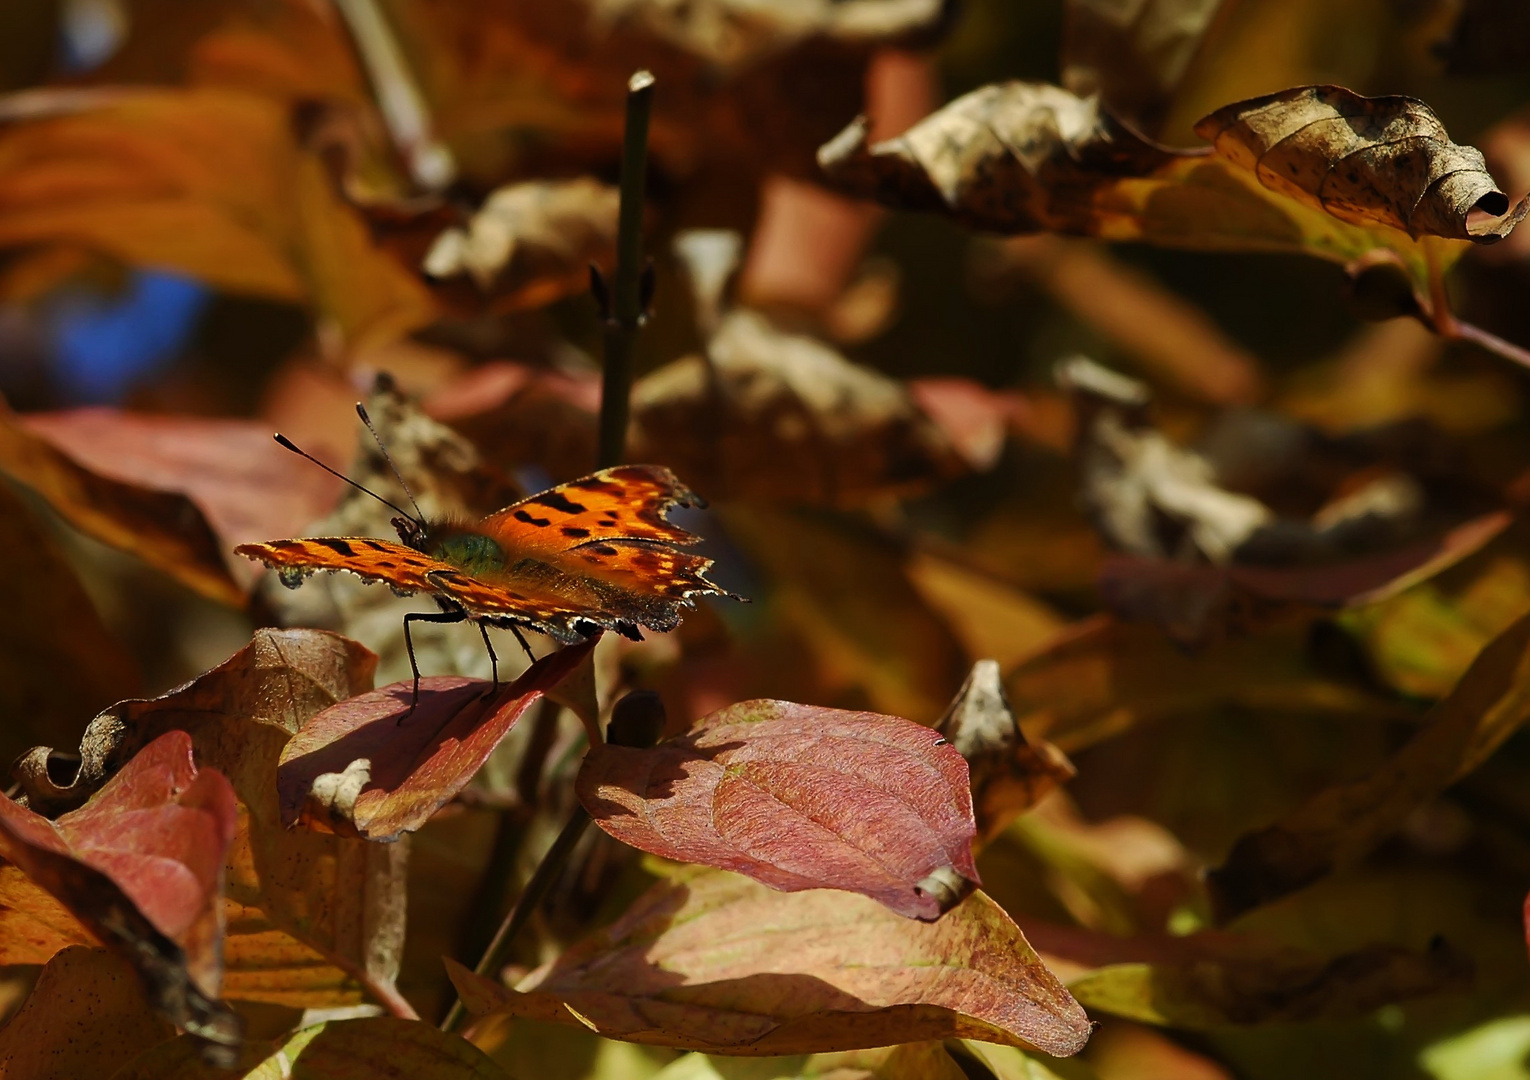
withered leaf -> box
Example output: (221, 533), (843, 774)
(277, 639), (598, 843)
(818, 81), (1513, 290)
(0, 398), (240, 606)
(579, 699), (979, 920)
(937, 661), (1075, 845)
(0, 946), (175, 1080)
(448, 868), (1091, 1057)
(0, 731), (241, 1057)
(423, 178), (618, 305)
(1209, 610), (1530, 919)
(12, 628), (409, 1013)
(20, 409), (342, 592)
(1194, 85), (1530, 243)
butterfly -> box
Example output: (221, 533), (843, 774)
(236, 413), (736, 709)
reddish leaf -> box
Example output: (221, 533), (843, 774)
(0, 730), (240, 1053)
(577, 699), (980, 920)
(0, 398), (239, 605)
(448, 868), (1091, 1057)
(278, 639), (598, 842)
(21, 410), (343, 591)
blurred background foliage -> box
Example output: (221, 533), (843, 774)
(5, 1), (1530, 1078)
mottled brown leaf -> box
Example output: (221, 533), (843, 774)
(1195, 85), (1530, 243)
(449, 868), (1091, 1057)
(277, 639), (598, 842)
(1209, 610), (1530, 919)
(0, 730), (241, 1056)
(579, 699), (978, 920)
(818, 81), (1494, 290)
(423, 178), (618, 306)
(0, 947), (175, 1080)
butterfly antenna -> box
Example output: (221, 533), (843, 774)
(272, 433), (418, 522)
(355, 403), (427, 527)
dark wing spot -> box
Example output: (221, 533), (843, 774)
(376, 560), (397, 569)
(631, 551), (663, 571)
(561, 526), (590, 539)
(315, 538), (357, 557)
(530, 491), (588, 514)
(590, 544), (619, 556)
(364, 540), (393, 551)
(513, 509), (552, 527)
(598, 517), (618, 527)
(573, 478), (624, 494)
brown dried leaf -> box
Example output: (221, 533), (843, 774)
(0, 731), (242, 1056)
(818, 81), (1508, 289)
(448, 868), (1091, 1057)
(277, 639), (597, 842)
(0, 398), (240, 606)
(630, 311), (971, 506)
(1194, 85), (1530, 243)
(422, 178), (618, 306)
(937, 661), (1075, 844)
(1209, 610), (1530, 919)
(0, 947), (175, 1080)
(579, 699), (980, 920)
(11, 629), (409, 1013)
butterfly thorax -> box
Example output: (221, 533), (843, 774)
(420, 526), (508, 577)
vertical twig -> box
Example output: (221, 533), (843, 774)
(597, 70), (656, 471)
(441, 71), (656, 1036)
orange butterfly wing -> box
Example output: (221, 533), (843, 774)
(469, 464), (733, 641)
(236, 465), (735, 645)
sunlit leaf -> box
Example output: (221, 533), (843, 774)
(449, 868), (1091, 1057)
(579, 699), (979, 920)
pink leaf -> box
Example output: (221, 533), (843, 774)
(578, 699), (980, 920)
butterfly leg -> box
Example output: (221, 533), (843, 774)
(401, 609), (467, 722)
(478, 622), (499, 698)
(508, 624), (536, 663)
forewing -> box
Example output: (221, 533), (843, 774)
(478, 465), (702, 554)
(234, 537), (455, 596)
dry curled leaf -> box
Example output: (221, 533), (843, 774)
(449, 867), (1091, 1057)
(578, 698), (980, 920)
(937, 661), (1075, 844)
(1195, 85), (1530, 243)
(1209, 609), (1530, 920)
(0, 731), (241, 1060)
(819, 81), (1519, 293)
(278, 639), (597, 842)
(422, 178), (618, 303)
(11, 628), (410, 1013)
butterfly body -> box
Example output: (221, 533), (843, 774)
(239, 464), (735, 654)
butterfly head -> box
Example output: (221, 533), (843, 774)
(392, 514), (429, 551)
